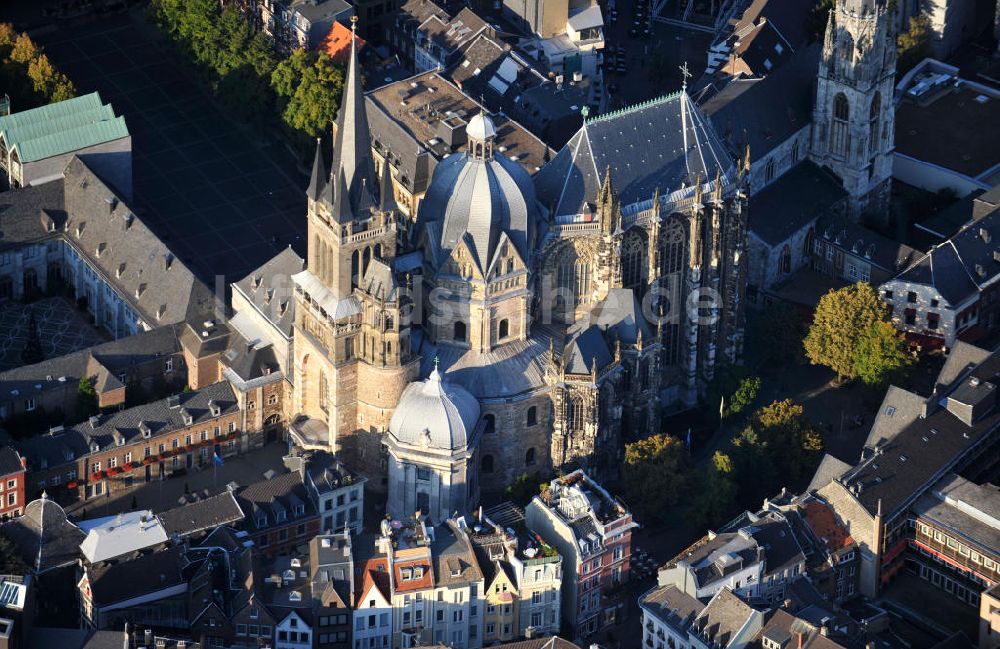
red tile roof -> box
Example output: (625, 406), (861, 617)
(322, 21), (365, 64)
(803, 500), (854, 552)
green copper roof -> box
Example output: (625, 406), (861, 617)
(1, 104), (117, 148)
(0, 92), (103, 133)
(0, 92), (129, 164)
(14, 116), (129, 163)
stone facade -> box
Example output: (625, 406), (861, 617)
(810, 0), (896, 223)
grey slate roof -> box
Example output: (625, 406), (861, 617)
(815, 215), (919, 274)
(865, 386), (926, 450)
(563, 326), (611, 375)
(700, 43), (820, 161)
(16, 382), (238, 472)
(640, 583), (705, 635)
(935, 341), (992, 394)
(389, 368), (480, 452)
(417, 330), (553, 399)
(894, 209), (1000, 306)
(535, 91), (734, 217)
(2, 494), (85, 573)
(748, 161), (846, 246)
(326, 26), (380, 219)
(88, 545), (186, 606)
(236, 471), (317, 531)
(0, 324), (182, 400)
(431, 521), (483, 587)
(570, 288), (652, 346)
(694, 586), (756, 646)
(418, 121), (538, 270)
(838, 351), (1000, 518)
(0, 158), (213, 325)
(807, 453), (853, 493)
(158, 490), (245, 537)
(0, 447), (24, 477)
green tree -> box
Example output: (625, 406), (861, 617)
(897, 14), (931, 74)
(75, 376), (98, 422)
(804, 282), (888, 380)
(271, 49), (344, 139)
(751, 399), (823, 484)
(621, 434), (691, 522)
(504, 472), (546, 507)
(693, 451), (737, 527)
(854, 320), (914, 389)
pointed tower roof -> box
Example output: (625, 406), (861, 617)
(330, 16), (379, 221)
(379, 154), (398, 212)
(307, 138), (327, 201)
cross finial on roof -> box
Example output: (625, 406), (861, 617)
(350, 14), (358, 32)
(433, 355), (440, 371)
(679, 61), (691, 91)
(580, 105), (590, 119)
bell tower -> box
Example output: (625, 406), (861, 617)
(810, 0), (896, 223)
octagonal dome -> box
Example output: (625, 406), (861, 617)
(388, 368), (480, 452)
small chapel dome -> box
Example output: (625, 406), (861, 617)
(466, 110), (497, 143)
(388, 367), (480, 451)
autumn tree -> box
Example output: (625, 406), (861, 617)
(620, 434), (691, 522)
(854, 320), (914, 389)
(897, 14), (931, 74)
(804, 282), (890, 380)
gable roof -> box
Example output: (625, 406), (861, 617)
(87, 545), (186, 606)
(232, 247), (304, 339)
(535, 91), (734, 217)
(158, 490), (245, 537)
(890, 210), (1000, 306)
(747, 161), (846, 246)
(695, 586), (757, 646)
(79, 510), (169, 563)
(865, 386), (926, 450)
(700, 43), (819, 163)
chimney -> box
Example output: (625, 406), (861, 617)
(164, 253), (174, 271)
(144, 629), (153, 647)
(796, 631), (805, 649)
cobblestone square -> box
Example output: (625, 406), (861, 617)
(0, 298), (108, 371)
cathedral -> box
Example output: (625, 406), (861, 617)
(278, 0), (896, 516)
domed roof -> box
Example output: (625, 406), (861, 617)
(389, 367), (480, 452)
(419, 140), (538, 272)
(466, 111), (497, 142)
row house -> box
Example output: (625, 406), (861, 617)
(258, 0), (354, 53)
(525, 469), (635, 640)
(16, 381), (245, 503)
(658, 510), (806, 606)
(310, 532), (356, 649)
(284, 450), (366, 534)
(475, 504), (562, 640)
(881, 209), (1000, 350)
(639, 586), (763, 649)
(235, 469), (321, 557)
(0, 447), (26, 520)
(352, 553), (393, 649)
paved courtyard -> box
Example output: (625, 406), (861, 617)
(32, 12), (309, 286)
(0, 298), (107, 371)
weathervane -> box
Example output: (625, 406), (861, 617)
(679, 61), (692, 92)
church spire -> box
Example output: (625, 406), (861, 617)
(329, 15), (378, 221)
(307, 137), (326, 201)
(379, 151), (398, 213)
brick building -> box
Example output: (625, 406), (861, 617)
(0, 447), (26, 521)
(235, 471), (321, 557)
(16, 381), (244, 502)
(525, 470), (635, 640)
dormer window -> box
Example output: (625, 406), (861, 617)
(413, 567), (423, 579)
(140, 421), (152, 439)
(294, 504), (305, 516)
(180, 408), (193, 426)
(289, 591), (302, 602)
(257, 515), (267, 527)
(277, 510), (287, 522)
(90, 442), (100, 453)
(209, 400), (221, 417)
(290, 558), (301, 568)
(401, 568), (412, 581)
